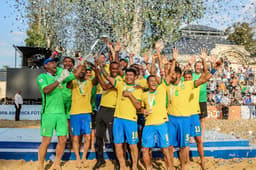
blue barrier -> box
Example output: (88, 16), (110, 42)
(0, 128), (256, 161)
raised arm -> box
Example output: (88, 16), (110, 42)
(195, 57), (222, 87)
(95, 68), (114, 90)
(201, 48), (208, 75)
(165, 47), (178, 83)
(107, 41), (115, 62)
(43, 69), (70, 94)
(143, 52), (151, 72)
(150, 54), (162, 84)
(129, 53), (134, 65)
(114, 41), (121, 62)
(150, 54), (158, 75)
(155, 42), (163, 71)
(74, 64), (85, 79)
(99, 64), (116, 86)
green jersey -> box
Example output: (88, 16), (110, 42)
(192, 72), (207, 102)
(37, 73), (65, 114)
(56, 67), (75, 102)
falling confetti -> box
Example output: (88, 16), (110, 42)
(2, 0), (254, 59)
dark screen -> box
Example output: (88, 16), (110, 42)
(6, 68), (44, 99)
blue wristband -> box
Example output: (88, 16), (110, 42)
(210, 68), (217, 75)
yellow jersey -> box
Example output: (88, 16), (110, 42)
(135, 77), (148, 90)
(190, 84), (201, 115)
(70, 79), (93, 114)
(114, 81), (143, 121)
(142, 83), (168, 125)
(96, 64), (110, 94)
(167, 80), (199, 117)
(100, 76), (122, 108)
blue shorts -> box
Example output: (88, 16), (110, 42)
(70, 113), (92, 136)
(142, 123), (169, 148)
(113, 118), (138, 145)
(167, 115), (190, 147)
(190, 114), (201, 137)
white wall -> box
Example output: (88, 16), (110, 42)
(0, 81), (6, 100)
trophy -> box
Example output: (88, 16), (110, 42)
(85, 33), (110, 65)
(55, 46), (65, 54)
(51, 46), (65, 58)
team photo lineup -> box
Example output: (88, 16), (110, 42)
(36, 39), (222, 170)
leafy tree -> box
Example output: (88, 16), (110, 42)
(226, 22), (256, 56)
(75, 0), (204, 54)
(16, 0), (204, 55)
(25, 21), (47, 47)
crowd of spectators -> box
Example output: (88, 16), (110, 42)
(1, 54), (256, 107)
(206, 57), (256, 106)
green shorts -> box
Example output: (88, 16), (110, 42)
(64, 101), (71, 119)
(41, 113), (68, 137)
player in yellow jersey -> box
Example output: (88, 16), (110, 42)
(166, 48), (219, 170)
(130, 63), (149, 153)
(183, 49), (209, 169)
(100, 66), (142, 170)
(67, 64), (98, 168)
(93, 61), (122, 170)
(184, 70), (205, 169)
(142, 75), (173, 170)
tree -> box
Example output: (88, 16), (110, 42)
(226, 22), (256, 56)
(75, 0), (204, 54)
(17, 0), (73, 49)
(15, 0), (204, 55)
(25, 21), (47, 47)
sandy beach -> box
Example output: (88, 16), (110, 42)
(0, 158), (256, 170)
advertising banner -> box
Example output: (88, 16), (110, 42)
(241, 106), (251, 120)
(207, 105), (222, 119)
(0, 105), (41, 120)
(228, 106), (241, 120)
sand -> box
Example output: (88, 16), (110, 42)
(205, 119), (256, 144)
(0, 158), (256, 170)
(0, 120), (40, 128)
(0, 119), (256, 169)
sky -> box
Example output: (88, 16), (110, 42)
(0, 0), (255, 68)
(0, 0), (26, 68)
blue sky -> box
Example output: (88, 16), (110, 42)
(0, 0), (26, 68)
(0, 0), (255, 68)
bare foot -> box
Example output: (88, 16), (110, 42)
(49, 164), (62, 170)
(82, 159), (89, 168)
(132, 166), (138, 170)
(38, 166), (44, 170)
(37, 162), (44, 170)
(75, 160), (82, 168)
(201, 161), (206, 170)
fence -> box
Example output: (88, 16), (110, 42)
(0, 105), (255, 120)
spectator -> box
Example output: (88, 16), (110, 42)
(220, 91), (231, 119)
(215, 91), (222, 104)
(251, 92), (256, 105)
(231, 74), (238, 88)
(244, 93), (252, 105)
(14, 90), (23, 121)
(218, 80), (226, 92)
